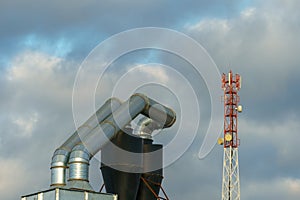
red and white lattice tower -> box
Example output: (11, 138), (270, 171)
(218, 70), (242, 200)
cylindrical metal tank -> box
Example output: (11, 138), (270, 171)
(101, 127), (143, 200)
(137, 139), (163, 200)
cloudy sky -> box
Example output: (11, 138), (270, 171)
(1, 0), (300, 200)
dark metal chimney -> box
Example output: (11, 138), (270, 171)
(101, 127), (143, 200)
(136, 139), (163, 200)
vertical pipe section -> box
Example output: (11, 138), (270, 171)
(50, 98), (122, 187)
(67, 144), (94, 191)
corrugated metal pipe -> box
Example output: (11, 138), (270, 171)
(50, 98), (122, 188)
(67, 144), (93, 191)
(67, 93), (176, 191)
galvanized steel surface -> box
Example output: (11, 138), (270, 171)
(50, 93), (176, 191)
(68, 144), (90, 181)
(82, 93), (176, 156)
(50, 149), (69, 186)
(50, 98), (122, 187)
(135, 117), (160, 139)
(134, 93), (176, 128)
(60, 98), (122, 151)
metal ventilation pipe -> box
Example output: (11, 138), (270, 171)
(67, 93), (176, 191)
(50, 98), (122, 187)
(67, 144), (93, 191)
(79, 93), (176, 156)
(135, 117), (161, 139)
(135, 117), (164, 200)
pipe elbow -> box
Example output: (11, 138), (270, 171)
(67, 144), (94, 191)
(51, 149), (69, 167)
(131, 93), (176, 128)
(68, 144), (91, 181)
(69, 144), (91, 164)
(50, 149), (69, 187)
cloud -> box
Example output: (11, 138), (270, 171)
(243, 178), (300, 199)
(0, 158), (30, 198)
(185, 1), (300, 121)
(7, 50), (62, 80)
(0, 50), (78, 200)
(134, 64), (170, 84)
(176, 1), (300, 199)
(1, 1), (300, 200)
(12, 112), (38, 138)
(0, 0), (250, 63)
(239, 115), (300, 178)
(4, 50), (76, 111)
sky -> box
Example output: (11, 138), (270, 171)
(1, 0), (300, 199)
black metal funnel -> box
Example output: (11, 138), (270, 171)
(101, 128), (143, 200)
(136, 139), (163, 200)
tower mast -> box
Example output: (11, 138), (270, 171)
(219, 70), (242, 200)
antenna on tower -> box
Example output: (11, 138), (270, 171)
(219, 70), (242, 200)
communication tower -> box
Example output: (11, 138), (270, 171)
(218, 70), (242, 200)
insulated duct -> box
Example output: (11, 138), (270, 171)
(67, 93), (176, 191)
(50, 98), (122, 187)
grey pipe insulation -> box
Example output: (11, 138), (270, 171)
(50, 93), (176, 191)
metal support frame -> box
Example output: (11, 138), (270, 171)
(221, 71), (241, 200)
(222, 147), (240, 200)
(140, 176), (169, 200)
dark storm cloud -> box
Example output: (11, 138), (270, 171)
(0, 0), (246, 61)
(1, 0), (243, 34)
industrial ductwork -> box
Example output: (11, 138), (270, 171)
(79, 93), (176, 156)
(101, 127), (144, 200)
(135, 117), (161, 139)
(51, 93), (176, 193)
(136, 118), (164, 200)
(101, 117), (164, 200)
(50, 98), (122, 187)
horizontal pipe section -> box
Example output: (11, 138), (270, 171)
(132, 93), (176, 128)
(80, 93), (176, 156)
